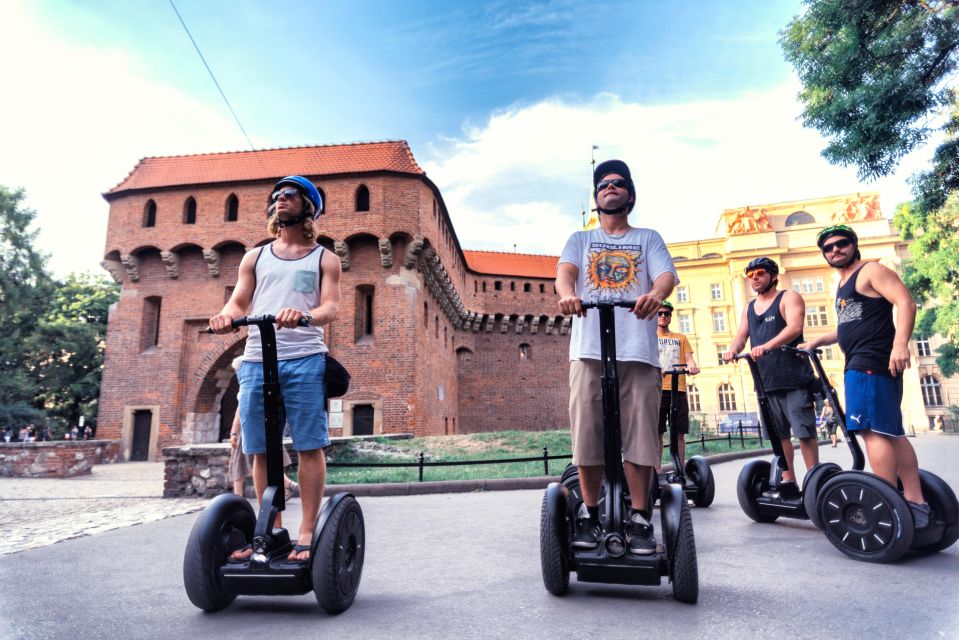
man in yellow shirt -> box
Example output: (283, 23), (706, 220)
(657, 301), (700, 471)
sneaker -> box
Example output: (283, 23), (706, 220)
(778, 481), (801, 500)
(908, 501), (932, 529)
(626, 512), (656, 555)
(572, 504), (602, 549)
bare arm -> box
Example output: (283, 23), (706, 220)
(684, 352), (700, 376)
(723, 305), (751, 361)
(632, 271), (676, 320)
(751, 290), (805, 358)
(556, 262), (584, 317)
(209, 249), (258, 333)
(865, 263), (917, 376)
(799, 330), (838, 350)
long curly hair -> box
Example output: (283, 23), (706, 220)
(266, 198), (316, 240)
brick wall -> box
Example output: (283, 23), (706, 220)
(0, 441), (120, 478)
(98, 169), (574, 458)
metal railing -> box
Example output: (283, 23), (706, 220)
(326, 423), (775, 483)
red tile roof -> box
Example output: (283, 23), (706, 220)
(105, 140), (424, 196)
(463, 250), (558, 278)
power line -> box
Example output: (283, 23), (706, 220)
(168, 0), (256, 151)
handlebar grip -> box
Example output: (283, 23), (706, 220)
(206, 314), (308, 333)
(580, 300), (637, 310)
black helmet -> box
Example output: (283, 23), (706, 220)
(744, 256), (779, 276)
(593, 159), (636, 214)
(816, 223), (858, 249)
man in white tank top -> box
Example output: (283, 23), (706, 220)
(210, 175), (342, 563)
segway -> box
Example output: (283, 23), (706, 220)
(540, 301), (698, 603)
(184, 315), (364, 612)
(734, 347), (864, 526)
(652, 364), (715, 508)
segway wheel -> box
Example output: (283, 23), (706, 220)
(313, 495), (365, 613)
(183, 493), (255, 611)
(802, 462), (842, 529)
(559, 463), (578, 485)
(737, 460), (778, 523)
(540, 484), (570, 595)
(670, 497), (699, 604)
(685, 456), (715, 507)
(912, 469), (959, 553)
(817, 472), (913, 563)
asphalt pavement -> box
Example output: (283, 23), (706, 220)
(0, 436), (957, 640)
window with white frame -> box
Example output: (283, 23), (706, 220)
(712, 311), (726, 333)
(688, 385), (701, 412)
(678, 312), (692, 334)
(821, 345), (835, 360)
(718, 383), (737, 411)
(921, 375), (943, 407)
(805, 305), (829, 327)
(916, 337), (932, 357)
(792, 276), (826, 294)
(710, 283), (723, 301)
(676, 286), (689, 303)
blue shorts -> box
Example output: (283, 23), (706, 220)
(843, 369), (904, 437)
(237, 352), (329, 454)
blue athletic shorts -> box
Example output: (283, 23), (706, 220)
(237, 352), (329, 454)
(843, 369), (904, 437)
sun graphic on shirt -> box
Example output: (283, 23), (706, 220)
(586, 249), (642, 292)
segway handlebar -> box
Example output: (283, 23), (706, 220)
(206, 315), (310, 332)
(580, 300), (638, 310)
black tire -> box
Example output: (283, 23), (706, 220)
(313, 495), (365, 613)
(912, 469), (959, 553)
(183, 493), (255, 612)
(560, 463), (578, 484)
(670, 498), (699, 604)
(802, 462), (842, 529)
(817, 472), (913, 563)
(685, 456), (715, 508)
(540, 486), (570, 595)
(737, 459), (778, 523)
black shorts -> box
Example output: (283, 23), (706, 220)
(659, 390), (690, 435)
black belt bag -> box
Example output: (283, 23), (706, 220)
(325, 354), (351, 398)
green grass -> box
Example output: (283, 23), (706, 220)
(321, 429), (772, 485)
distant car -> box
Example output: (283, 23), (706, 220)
(717, 412), (762, 434)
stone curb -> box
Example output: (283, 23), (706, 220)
(323, 445), (781, 498)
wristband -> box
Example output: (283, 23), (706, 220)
(302, 311), (314, 326)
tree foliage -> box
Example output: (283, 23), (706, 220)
(0, 185), (119, 434)
(782, 2), (959, 375)
(781, 1), (959, 181)
(0, 186), (53, 427)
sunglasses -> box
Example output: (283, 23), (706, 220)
(745, 268), (768, 279)
(271, 188), (301, 201)
(822, 238), (852, 253)
(596, 178), (628, 191)
(658, 311), (672, 317)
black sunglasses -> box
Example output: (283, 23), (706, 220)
(822, 238), (852, 253)
(271, 187), (300, 201)
(597, 178), (628, 191)
(658, 311), (672, 317)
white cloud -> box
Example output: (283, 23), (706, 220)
(0, 2), (249, 276)
(423, 86), (934, 256)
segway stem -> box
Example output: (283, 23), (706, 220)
(731, 353), (790, 474)
(779, 345), (865, 471)
(664, 365), (688, 482)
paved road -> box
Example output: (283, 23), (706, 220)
(1, 437), (957, 640)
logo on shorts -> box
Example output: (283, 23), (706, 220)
(850, 415), (861, 424)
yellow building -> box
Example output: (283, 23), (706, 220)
(667, 192), (953, 434)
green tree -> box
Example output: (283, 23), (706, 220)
(782, 2), (959, 374)
(0, 186), (53, 429)
(26, 273), (119, 435)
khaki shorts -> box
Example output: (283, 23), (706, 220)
(569, 359), (662, 467)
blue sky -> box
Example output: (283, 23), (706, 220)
(0, 1), (935, 276)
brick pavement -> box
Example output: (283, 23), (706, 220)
(0, 462), (204, 555)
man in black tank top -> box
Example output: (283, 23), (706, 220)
(801, 225), (930, 527)
(723, 257), (819, 496)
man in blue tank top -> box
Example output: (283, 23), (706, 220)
(210, 175), (343, 562)
(723, 257), (819, 497)
(800, 225), (929, 526)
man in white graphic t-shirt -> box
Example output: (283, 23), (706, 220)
(557, 159), (678, 556)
